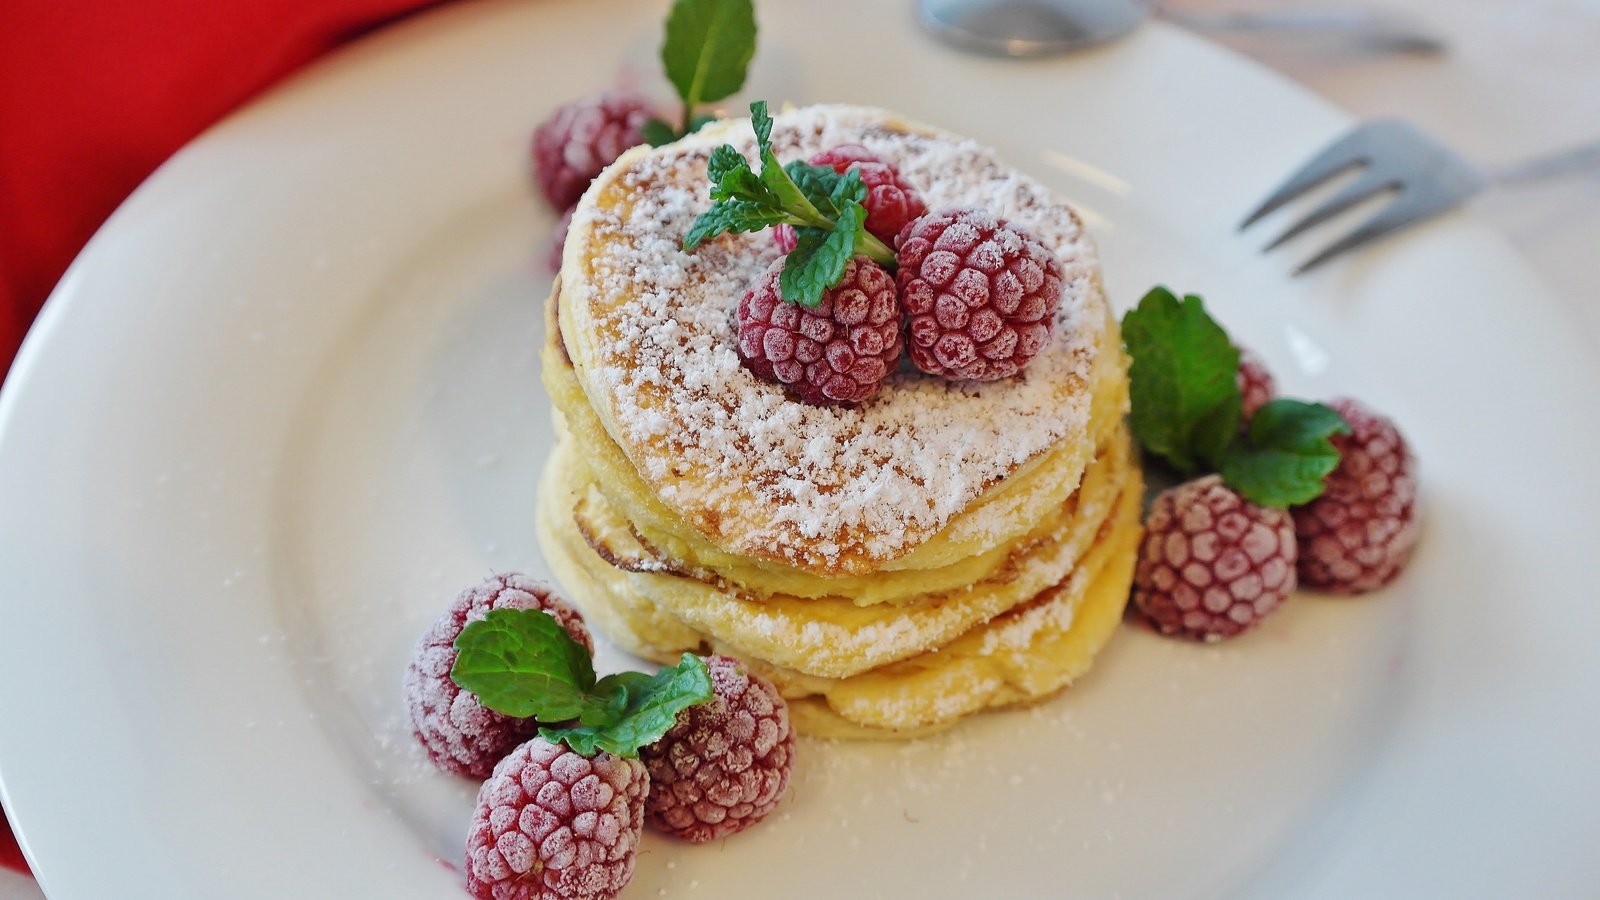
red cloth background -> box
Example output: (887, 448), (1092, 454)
(0, 822), (23, 874)
(0, 0), (448, 876)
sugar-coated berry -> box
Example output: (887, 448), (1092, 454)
(532, 91), (655, 209)
(1134, 476), (1298, 641)
(1293, 397), (1420, 593)
(1236, 345), (1276, 424)
(736, 256), (904, 406)
(895, 208), (1064, 381)
(771, 144), (927, 251)
(465, 738), (648, 900)
(640, 656), (794, 842)
(405, 573), (593, 778)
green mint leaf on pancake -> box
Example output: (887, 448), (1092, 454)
(541, 654), (714, 758)
(829, 167), (868, 208)
(750, 102), (822, 219)
(1122, 287), (1242, 473)
(705, 144), (770, 203)
(684, 143), (788, 249)
(779, 201), (865, 307)
(784, 160), (844, 218)
(661, 0), (757, 136)
(451, 608), (598, 721)
(685, 101), (895, 295)
(684, 200), (788, 249)
(641, 117), (679, 148)
(1219, 400), (1350, 508)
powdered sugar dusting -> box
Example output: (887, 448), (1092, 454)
(566, 105), (1106, 570)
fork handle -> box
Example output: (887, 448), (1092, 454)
(1487, 140), (1600, 185)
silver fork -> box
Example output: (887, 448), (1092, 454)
(1240, 119), (1600, 274)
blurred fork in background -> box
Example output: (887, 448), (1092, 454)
(1240, 119), (1600, 274)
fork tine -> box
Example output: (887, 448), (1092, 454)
(1262, 167), (1399, 251)
(1293, 180), (1467, 275)
(1238, 128), (1376, 230)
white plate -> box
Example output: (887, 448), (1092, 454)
(3, 1), (1598, 897)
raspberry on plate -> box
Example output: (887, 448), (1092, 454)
(466, 737), (648, 900)
(640, 655), (794, 843)
(736, 256), (903, 405)
(1134, 475), (1298, 641)
(532, 91), (655, 209)
(405, 573), (593, 778)
(1293, 397), (1420, 593)
(772, 144), (927, 251)
(1236, 345), (1276, 423)
(895, 208), (1064, 382)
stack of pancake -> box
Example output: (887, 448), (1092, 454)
(536, 105), (1143, 739)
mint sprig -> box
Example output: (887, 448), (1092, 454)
(451, 609), (713, 757)
(684, 101), (893, 307)
(653, 0), (757, 143)
(1218, 400), (1350, 508)
(542, 656), (712, 757)
(1122, 287), (1241, 473)
(780, 197), (865, 305)
(1122, 287), (1350, 509)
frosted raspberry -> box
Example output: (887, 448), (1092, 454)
(466, 738), (647, 900)
(405, 573), (593, 778)
(1134, 475), (1298, 641)
(1236, 345), (1276, 423)
(895, 208), (1064, 381)
(532, 91), (654, 209)
(1293, 398), (1420, 593)
(772, 144), (927, 251)
(736, 256), (903, 406)
(641, 656), (794, 843)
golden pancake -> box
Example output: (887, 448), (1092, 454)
(556, 105), (1115, 576)
(542, 290), (1129, 605)
(537, 439), (1143, 736)
(535, 103), (1143, 738)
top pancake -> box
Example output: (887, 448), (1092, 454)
(558, 104), (1113, 576)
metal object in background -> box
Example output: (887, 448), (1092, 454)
(915, 0), (1445, 58)
(915, 0), (1150, 56)
(1241, 120), (1600, 274)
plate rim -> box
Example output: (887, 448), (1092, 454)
(2, 1), (1596, 896)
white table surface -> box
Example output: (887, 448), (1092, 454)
(2, 1), (1596, 897)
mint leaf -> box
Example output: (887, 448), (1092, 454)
(829, 167), (868, 209)
(576, 671), (650, 727)
(661, 0), (757, 125)
(684, 200), (787, 249)
(779, 201), (864, 307)
(451, 609), (597, 720)
(1219, 400), (1351, 508)
(749, 99), (774, 149)
(687, 113), (719, 134)
(748, 102), (820, 221)
(541, 654), (714, 758)
(1122, 287), (1242, 473)
(682, 101), (895, 276)
(705, 144), (769, 203)
(784, 161), (843, 217)
(685, 143), (789, 249)
(641, 118), (678, 147)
